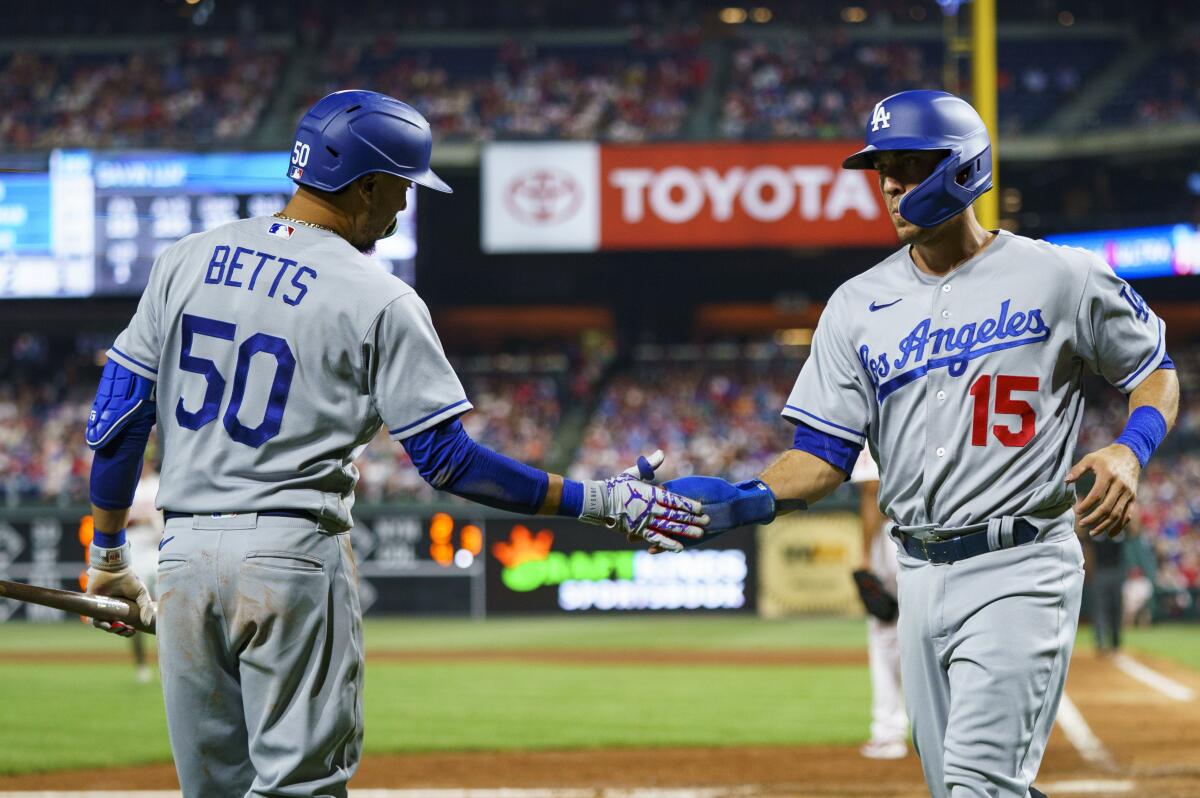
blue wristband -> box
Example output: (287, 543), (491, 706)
(93, 527), (127, 548)
(1114, 406), (1167, 468)
(560, 479), (584, 517)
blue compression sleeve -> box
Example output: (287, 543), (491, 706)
(1115, 405), (1168, 468)
(402, 418), (551, 514)
(791, 421), (861, 477)
(89, 402), (154, 512)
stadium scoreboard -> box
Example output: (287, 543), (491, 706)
(0, 150), (416, 298)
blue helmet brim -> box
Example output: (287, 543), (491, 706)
(407, 166), (453, 194)
(843, 138), (956, 170)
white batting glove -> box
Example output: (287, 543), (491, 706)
(579, 450), (709, 553)
(86, 542), (155, 637)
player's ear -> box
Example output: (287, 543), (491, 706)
(356, 174), (377, 204)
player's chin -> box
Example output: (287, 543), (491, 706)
(893, 219), (924, 244)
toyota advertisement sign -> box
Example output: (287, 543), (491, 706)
(482, 141), (896, 253)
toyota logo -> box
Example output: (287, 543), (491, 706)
(505, 168), (582, 225)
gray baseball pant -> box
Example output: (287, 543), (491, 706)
(156, 513), (364, 798)
(896, 528), (1084, 798)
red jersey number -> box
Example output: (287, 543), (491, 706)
(969, 374), (1039, 448)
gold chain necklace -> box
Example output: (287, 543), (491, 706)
(272, 212), (339, 236)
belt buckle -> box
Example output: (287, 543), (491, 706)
(919, 534), (946, 561)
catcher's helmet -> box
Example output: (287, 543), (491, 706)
(288, 90), (452, 194)
(843, 89), (991, 228)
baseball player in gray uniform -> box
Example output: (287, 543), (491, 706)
(81, 90), (707, 798)
(662, 90), (1179, 797)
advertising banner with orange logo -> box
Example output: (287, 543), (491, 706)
(481, 141), (898, 253)
(486, 518), (757, 614)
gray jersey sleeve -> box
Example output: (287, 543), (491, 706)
(367, 293), (472, 441)
(781, 292), (872, 446)
(1074, 256), (1167, 393)
(107, 245), (172, 381)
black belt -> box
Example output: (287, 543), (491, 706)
(163, 510), (317, 522)
(897, 519), (1039, 564)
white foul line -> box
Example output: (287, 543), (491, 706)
(1112, 653), (1197, 702)
(1054, 692), (1117, 772)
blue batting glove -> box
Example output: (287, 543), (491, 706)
(661, 476), (776, 545)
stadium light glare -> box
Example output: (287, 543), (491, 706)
(719, 7), (748, 24)
(841, 6), (868, 23)
(775, 328), (814, 346)
(1001, 188), (1022, 214)
(185, 0), (201, 5)
(1057, 10), (1075, 26)
(750, 7), (772, 23)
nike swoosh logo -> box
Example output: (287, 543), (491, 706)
(869, 299), (902, 312)
(158, 535), (175, 551)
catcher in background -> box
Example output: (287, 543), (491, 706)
(850, 449), (909, 760)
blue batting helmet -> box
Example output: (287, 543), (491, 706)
(288, 90), (452, 194)
(842, 90), (991, 228)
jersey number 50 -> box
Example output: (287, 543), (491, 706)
(175, 313), (296, 448)
(968, 374), (1038, 447)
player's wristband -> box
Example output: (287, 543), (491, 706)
(92, 527), (127, 549)
(89, 536), (130, 571)
(1114, 406), (1167, 468)
(560, 479), (584, 518)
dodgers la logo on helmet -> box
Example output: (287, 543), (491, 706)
(843, 90), (993, 228)
(870, 102), (891, 132)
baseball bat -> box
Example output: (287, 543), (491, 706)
(0, 579), (156, 634)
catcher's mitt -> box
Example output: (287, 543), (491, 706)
(852, 569), (898, 622)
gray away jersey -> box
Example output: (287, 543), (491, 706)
(784, 230), (1166, 535)
(108, 217), (471, 532)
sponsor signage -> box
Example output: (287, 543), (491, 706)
(482, 141), (897, 253)
(482, 143), (600, 252)
(1045, 224), (1200, 280)
(757, 513), (863, 618)
(486, 519), (756, 614)
(0, 510), (484, 622)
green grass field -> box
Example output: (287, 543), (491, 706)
(1, 616), (1197, 776)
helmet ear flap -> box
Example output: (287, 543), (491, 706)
(955, 154), (989, 191)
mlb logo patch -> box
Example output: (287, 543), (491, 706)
(290, 166), (304, 179)
(268, 222), (295, 239)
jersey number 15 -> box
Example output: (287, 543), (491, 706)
(175, 313), (296, 448)
(968, 374), (1038, 448)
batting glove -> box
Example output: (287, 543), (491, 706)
(661, 476), (777, 546)
(580, 450), (709, 553)
(86, 541), (155, 637)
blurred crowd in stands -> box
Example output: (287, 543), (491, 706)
(1096, 28), (1200, 129)
(354, 366), (568, 504)
(719, 36), (940, 140)
(0, 39), (284, 150)
(1, 331), (1197, 615)
(299, 30), (707, 142)
(567, 343), (802, 483)
(2, 5), (1195, 148)
(6, 1), (1190, 37)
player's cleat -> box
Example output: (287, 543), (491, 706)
(859, 739), (908, 760)
(136, 664), (153, 684)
